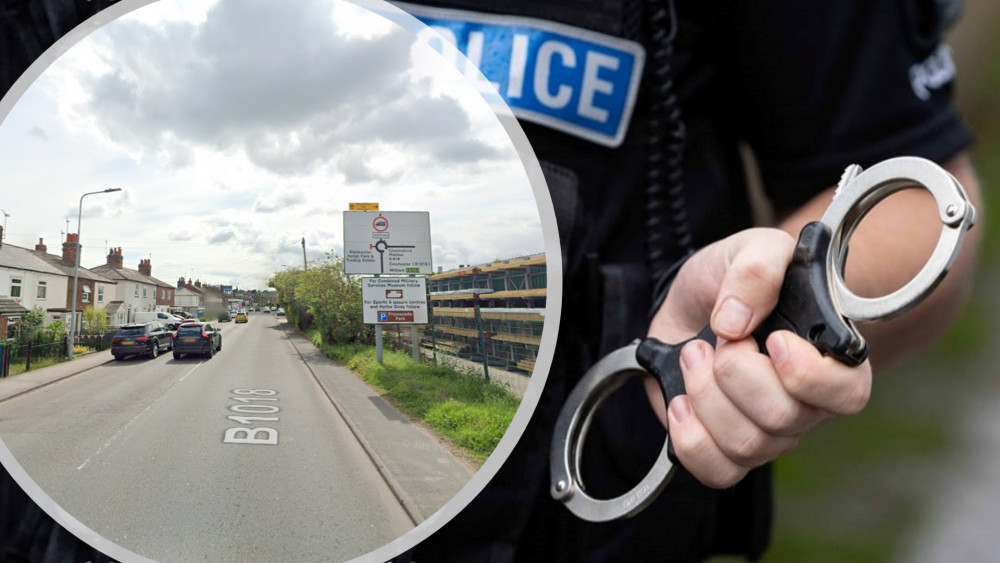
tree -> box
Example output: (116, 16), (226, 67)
(268, 255), (373, 345)
(15, 307), (45, 344)
(82, 306), (108, 335)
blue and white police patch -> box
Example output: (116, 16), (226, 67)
(395, 3), (646, 148)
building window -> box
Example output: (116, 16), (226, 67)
(98, 286), (104, 303)
(134, 285), (139, 297)
(37, 280), (47, 299)
(10, 278), (21, 298)
(143, 287), (147, 298)
(82, 285), (91, 303)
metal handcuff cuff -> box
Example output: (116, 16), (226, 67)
(549, 156), (976, 522)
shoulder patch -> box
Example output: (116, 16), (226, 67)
(396, 3), (646, 148)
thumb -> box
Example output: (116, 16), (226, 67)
(710, 229), (796, 340)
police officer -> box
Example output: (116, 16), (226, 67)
(394, 0), (982, 561)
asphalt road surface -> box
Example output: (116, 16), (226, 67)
(0, 314), (413, 562)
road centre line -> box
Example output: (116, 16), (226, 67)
(77, 361), (205, 471)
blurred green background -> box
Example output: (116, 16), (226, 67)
(760, 2), (1000, 562)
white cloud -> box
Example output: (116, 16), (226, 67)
(0, 0), (543, 289)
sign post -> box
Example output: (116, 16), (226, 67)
(348, 209), (431, 365)
(362, 276), (429, 365)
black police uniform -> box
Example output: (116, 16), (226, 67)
(395, 0), (972, 561)
(0, 0), (973, 561)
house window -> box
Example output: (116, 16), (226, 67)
(82, 285), (91, 303)
(10, 278), (21, 298)
(98, 286), (104, 303)
(143, 287), (147, 298)
(134, 285), (139, 297)
(37, 281), (47, 299)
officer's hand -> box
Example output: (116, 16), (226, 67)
(643, 228), (873, 489)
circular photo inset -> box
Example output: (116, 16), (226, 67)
(0, 1), (559, 561)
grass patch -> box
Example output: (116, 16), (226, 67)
(6, 356), (65, 376)
(319, 342), (519, 463)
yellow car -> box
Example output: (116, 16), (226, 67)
(235, 312), (248, 323)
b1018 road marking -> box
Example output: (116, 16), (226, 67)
(224, 389), (279, 445)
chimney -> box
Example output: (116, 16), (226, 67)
(138, 258), (151, 276)
(62, 233), (80, 265)
(0, 226), (3, 248)
(178, 277), (185, 288)
(35, 238), (47, 253)
(194, 279), (201, 288)
(107, 247), (124, 268)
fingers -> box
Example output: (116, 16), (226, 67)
(648, 228), (796, 345)
(766, 331), (873, 416)
(710, 229), (796, 340)
(666, 332), (871, 489)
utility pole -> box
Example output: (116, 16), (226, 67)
(301, 237), (307, 271)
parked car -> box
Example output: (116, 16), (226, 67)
(111, 322), (174, 360)
(172, 322), (222, 359)
(218, 311), (231, 322)
(262, 308), (271, 314)
(235, 311), (248, 323)
(276, 308), (285, 316)
(134, 311), (184, 330)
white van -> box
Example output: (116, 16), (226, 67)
(134, 311), (183, 330)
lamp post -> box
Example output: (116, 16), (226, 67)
(1, 209), (9, 234)
(67, 188), (122, 360)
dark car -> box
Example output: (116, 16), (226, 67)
(111, 322), (174, 360)
(172, 322), (222, 359)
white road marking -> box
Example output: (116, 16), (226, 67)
(77, 361), (205, 471)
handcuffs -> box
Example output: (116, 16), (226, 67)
(550, 156), (976, 522)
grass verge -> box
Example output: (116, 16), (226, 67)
(308, 331), (520, 463)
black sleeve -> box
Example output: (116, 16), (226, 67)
(726, 0), (973, 210)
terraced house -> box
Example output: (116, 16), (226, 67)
(0, 229), (117, 334)
(90, 247), (175, 325)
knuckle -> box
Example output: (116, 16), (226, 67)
(722, 428), (769, 467)
(711, 347), (741, 381)
(837, 375), (872, 415)
(778, 357), (813, 398)
(733, 257), (784, 292)
(701, 466), (748, 490)
(757, 403), (801, 435)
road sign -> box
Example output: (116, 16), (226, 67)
(362, 277), (428, 324)
(344, 211), (433, 275)
(349, 202), (379, 211)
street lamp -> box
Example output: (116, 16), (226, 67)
(0, 209), (9, 233)
(67, 188), (122, 360)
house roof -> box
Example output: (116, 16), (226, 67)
(0, 242), (116, 284)
(89, 264), (173, 288)
(34, 251), (117, 284)
(0, 298), (30, 315)
(0, 243), (68, 277)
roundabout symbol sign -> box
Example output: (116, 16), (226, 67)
(344, 211), (433, 275)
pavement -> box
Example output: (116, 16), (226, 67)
(0, 323), (475, 526)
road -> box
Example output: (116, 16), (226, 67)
(0, 313), (413, 562)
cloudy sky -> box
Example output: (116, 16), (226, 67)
(0, 0), (544, 290)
